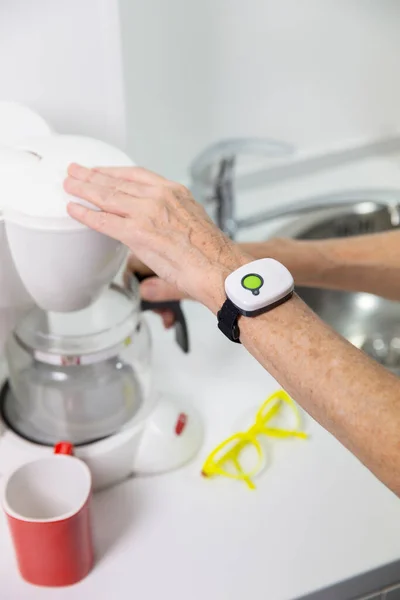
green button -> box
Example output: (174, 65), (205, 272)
(241, 273), (264, 295)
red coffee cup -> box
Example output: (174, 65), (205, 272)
(2, 442), (94, 587)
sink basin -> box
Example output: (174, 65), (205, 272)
(274, 200), (400, 375)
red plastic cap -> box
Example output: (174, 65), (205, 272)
(175, 413), (187, 436)
(54, 441), (74, 456)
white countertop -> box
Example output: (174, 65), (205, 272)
(1, 154), (400, 600)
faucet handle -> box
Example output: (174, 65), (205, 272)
(190, 137), (294, 201)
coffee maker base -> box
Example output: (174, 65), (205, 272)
(0, 383), (204, 491)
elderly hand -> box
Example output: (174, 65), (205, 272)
(64, 165), (248, 314)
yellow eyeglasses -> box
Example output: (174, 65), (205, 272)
(201, 390), (308, 489)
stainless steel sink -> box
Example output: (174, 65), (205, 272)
(274, 200), (400, 375)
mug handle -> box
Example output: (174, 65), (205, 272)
(54, 441), (74, 456)
(130, 273), (190, 354)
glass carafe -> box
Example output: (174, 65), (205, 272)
(4, 284), (152, 445)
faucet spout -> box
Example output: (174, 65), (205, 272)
(189, 137), (294, 238)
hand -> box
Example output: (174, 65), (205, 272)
(124, 253), (188, 328)
(64, 165), (248, 314)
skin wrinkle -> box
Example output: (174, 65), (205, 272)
(105, 188), (126, 214)
(93, 210), (110, 232)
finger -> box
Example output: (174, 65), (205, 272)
(67, 202), (129, 243)
(126, 254), (154, 276)
(64, 176), (135, 217)
(95, 165), (169, 186)
(67, 164), (154, 199)
(153, 309), (176, 329)
(140, 277), (188, 302)
(161, 310), (176, 329)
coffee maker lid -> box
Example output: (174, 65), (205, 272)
(0, 102), (52, 146)
(1, 135), (133, 230)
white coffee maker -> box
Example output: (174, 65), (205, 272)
(0, 103), (203, 490)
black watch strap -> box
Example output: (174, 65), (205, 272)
(217, 299), (241, 343)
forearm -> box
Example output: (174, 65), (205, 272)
(241, 230), (400, 301)
(206, 274), (400, 497)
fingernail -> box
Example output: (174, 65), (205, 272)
(64, 177), (76, 192)
(67, 163), (78, 175)
(69, 162), (83, 170)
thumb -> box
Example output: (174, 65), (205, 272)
(140, 277), (189, 302)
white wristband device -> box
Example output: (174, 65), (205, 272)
(217, 258), (294, 343)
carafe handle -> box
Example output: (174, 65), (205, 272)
(130, 273), (190, 354)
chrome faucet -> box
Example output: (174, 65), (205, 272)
(189, 137), (400, 238)
(190, 138), (294, 238)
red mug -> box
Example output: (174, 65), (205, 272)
(2, 442), (94, 587)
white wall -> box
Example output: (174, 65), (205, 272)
(0, 0), (126, 148)
(2, 1), (400, 185)
(119, 0), (400, 182)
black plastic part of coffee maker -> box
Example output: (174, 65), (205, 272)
(133, 272), (190, 354)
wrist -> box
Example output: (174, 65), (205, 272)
(198, 249), (252, 315)
(213, 256), (295, 343)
